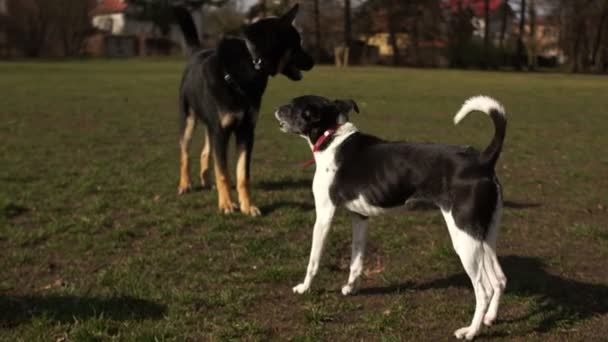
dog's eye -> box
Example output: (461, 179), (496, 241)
(303, 110), (311, 118)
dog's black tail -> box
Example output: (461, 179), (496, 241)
(453, 96), (507, 167)
(172, 6), (201, 53)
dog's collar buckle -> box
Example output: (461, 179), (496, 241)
(300, 125), (341, 168)
(253, 58), (262, 70)
(245, 39), (263, 71)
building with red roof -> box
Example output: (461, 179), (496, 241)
(447, 0), (503, 17)
(91, 0), (127, 16)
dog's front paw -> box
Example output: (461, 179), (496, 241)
(454, 326), (478, 340)
(200, 170), (211, 189)
(341, 284), (358, 296)
(292, 283), (309, 294)
(177, 182), (192, 195)
(218, 200), (238, 214)
(241, 204), (261, 217)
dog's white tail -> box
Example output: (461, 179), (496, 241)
(453, 96), (505, 125)
(453, 96), (507, 167)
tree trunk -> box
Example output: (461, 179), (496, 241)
(313, 0), (322, 62)
(591, 1), (608, 69)
(527, 0), (537, 70)
(499, 1), (509, 66)
(570, 0), (595, 72)
(411, 6), (420, 66)
(571, 19), (584, 73)
(515, 0), (526, 70)
(388, 14), (400, 66)
(483, 0), (490, 68)
(344, 0), (351, 48)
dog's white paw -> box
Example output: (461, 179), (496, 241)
(341, 284), (357, 296)
(292, 283), (309, 294)
(454, 326), (478, 340)
(483, 312), (496, 326)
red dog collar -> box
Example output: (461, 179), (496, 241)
(301, 125), (341, 168)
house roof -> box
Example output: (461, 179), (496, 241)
(447, 0), (503, 17)
(91, 0), (127, 16)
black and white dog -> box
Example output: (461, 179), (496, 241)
(173, 5), (313, 216)
(275, 95), (507, 340)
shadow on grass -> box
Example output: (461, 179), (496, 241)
(0, 295), (167, 328)
(403, 199), (541, 211)
(359, 255), (607, 334)
(262, 201), (315, 215)
(257, 178), (310, 191)
(503, 201), (541, 209)
(1, 202), (29, 219)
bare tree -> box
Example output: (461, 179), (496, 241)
(565, 0), (594, 72)
(591, 0), (608, 70)
(515, 0), (526, 69)
(3, 0), (54, 57)
(498, 0), (511, 66)
(57, 0), (96, 56)
(483, 0), (491, 68)
(344, 0), (352, 47)
(527, 0), (537, 70)
(314, 0), (322, 61)
(448, 0), (475, 68)
(1, 0), (96, 57)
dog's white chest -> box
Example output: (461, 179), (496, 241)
(312, 152), (338, 197)
(344, 194), (387, 216)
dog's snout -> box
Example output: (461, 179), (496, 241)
(276, 105), (291, 116)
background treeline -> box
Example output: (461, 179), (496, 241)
(0, 0), (606, 73)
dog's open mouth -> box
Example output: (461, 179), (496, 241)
(284, 65), (303, 81)
(275, 112), (290, 132)
(278, 121), (288, 132)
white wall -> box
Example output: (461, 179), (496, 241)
(92, 13), (126, 35)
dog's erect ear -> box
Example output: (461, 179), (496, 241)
(281, 4), (299, 23)
(334, 99), (359, 124)
(334, 99), (359, 115)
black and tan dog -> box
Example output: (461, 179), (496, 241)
(275, 95), (507, 340)
(173, 4), (313, 216)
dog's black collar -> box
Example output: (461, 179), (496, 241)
(223, 73), (247, 96)
(245, 39), (263, 71)
(222, 38), (265, 100)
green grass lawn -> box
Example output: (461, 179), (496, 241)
(1, 60), (607, 340)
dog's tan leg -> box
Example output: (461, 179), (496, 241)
(236, 144), (261, 216)
(212, 127), (237, 214)
(214, 162), (236, 214)
(199, 126), (211, 188)
(178, 113), (196, 195)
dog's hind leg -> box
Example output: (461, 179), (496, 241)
(482, 201), (507, 326)
(178, 109), (196, 195)
(199, 125), (211, 188)
(442, 209), (490, 340)
(481, 243), (506, 326)
(293, 201), (336, 294)
(342, 213), (368, 295)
